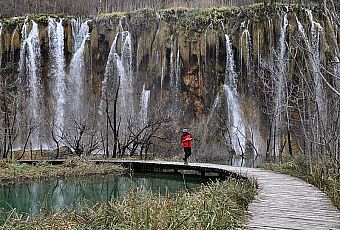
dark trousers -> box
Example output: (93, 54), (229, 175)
(183, 148), (192, 161)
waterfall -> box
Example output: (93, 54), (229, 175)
(18, 18), (29, 75)
(120, 31), (134, 118)
(68, 20), (90, 117)
(334, 56), (340, 90)
(271, 13), (288, 156)
(215, 31), (220, 82)
(99, 27), (120, 115)
(169, 37), (180, 120)
(140, 85), (150, 125)
(99, 23), (135, 132)
(0, 22), (3, 66)
(160, 66), (164, 98)
(223, 33), (246, 155)
(297, 12), (326, 125)
(24, 21), (42, 149)
(10, 25), (18, 62)
(240, 21), (252, 74)
(207, 95), (220, 125)
(48, 18), (66, 137)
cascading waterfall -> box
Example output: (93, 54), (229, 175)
(271, 13), (288, 156)
(99, 22), (135, 132)
(18, 18), (29, 75)
(99, 22), (121, 116)
(10, 25), (18, 62)
(207, 95), (220, 125)
(0, 22), (3, 66)
(215, 31), (220, 82)
(68, 20), (90, 117)
(24, 21), (42, 149)
(48, 18), (66, 137)
(334, 56), (340, 90)
(297, 12), (326, 126)
(119, 31), (134, 119)
(168, 36), (181, 120)
(307, 10), (327, 125)
(160, 66), (164, 98)
(240, 21), (252, 74)
(140, 84), (150, 125)
(223, 33), (246, 155)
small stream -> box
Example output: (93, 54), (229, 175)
(0, 173), (207, 218)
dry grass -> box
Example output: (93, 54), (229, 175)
(0, 157), (126, 183)
(1, 178), (256, 229)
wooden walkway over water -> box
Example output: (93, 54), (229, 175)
(18, 159), (340, 229)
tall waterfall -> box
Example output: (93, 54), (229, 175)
(48, 18), (66, 137)
(19, 21), (42, 149)
(140, 84), (150, 125)
(240, 21), (252, 74)
(223, 33), (246, 155)
(10, 25), (18, 62)
(69, 20), (90, 117)
(0, 22), (2, 66)
(297, 12), (326, 126)
(271, 13), (288, 156)
(118, 31), (134, 121)
(99, 28), (119, 116)
(99, 23), (135, 133)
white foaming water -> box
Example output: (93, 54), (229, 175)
(120, 31), (134, 117)
(69, 20), (90, 116)
(160, 66), (164, 98)
(140, 84), (150, 125)
(26, 21), (42, 149)
(48, 18), (66, 137)
(297, 12), (326, 126)
(18, 18), (29, 75)
(0, 22), (3, 66)
(207, 94), (220, 124)
(334, 56), (340, 90)
(240, 22), (252, 73)
(10, 25), (18, 62)
(224, 34), (246, 155)
(99, 23), (135, 133)
(271, 13), (288, 156)
(99, 29), (120, 115)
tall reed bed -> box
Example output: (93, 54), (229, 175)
(1, 177), (256, 229)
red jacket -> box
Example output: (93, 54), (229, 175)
(181, 133), (193, 148)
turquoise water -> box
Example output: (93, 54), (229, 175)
(0, 173), (206, 218)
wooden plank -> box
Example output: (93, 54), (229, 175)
(15, 159), (340, 229)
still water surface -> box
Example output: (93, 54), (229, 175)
(0, 173), (206, 217)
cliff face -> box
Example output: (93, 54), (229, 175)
(0, 5), (339, 160)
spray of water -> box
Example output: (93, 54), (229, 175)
(48, 18), (66, 137)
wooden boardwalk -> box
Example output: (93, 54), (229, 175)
(115, 160), (340, 229)
(18, 159), (340, 229)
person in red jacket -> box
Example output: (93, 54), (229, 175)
(181, 128), (193, 164)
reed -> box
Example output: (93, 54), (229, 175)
(0, 158), (125, 183)
(1, 178), (256, 229)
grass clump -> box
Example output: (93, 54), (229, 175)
(261, 155), (340, 210)
(1, 178), (256, 229)
(0, 158), (125, 183)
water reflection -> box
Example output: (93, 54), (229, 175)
(0, 173), (205, 218)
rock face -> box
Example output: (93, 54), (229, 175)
(0, 5), (339, 160)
